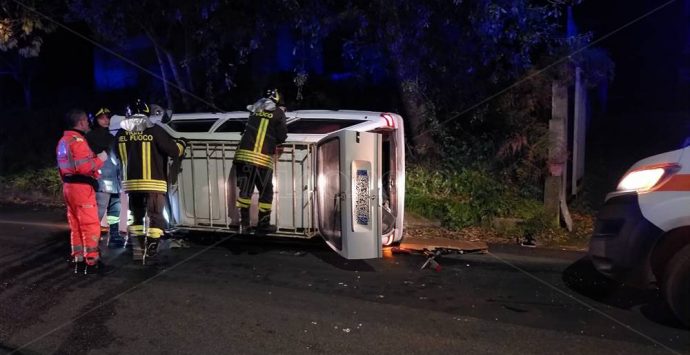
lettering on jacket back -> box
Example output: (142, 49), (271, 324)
(119, 132), (154, 142)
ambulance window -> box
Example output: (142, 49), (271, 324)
(216, 120), (248, 132)
(288, 119), (364, 134)
(168, 119), (217, 132)
(317, 137), (342, 249)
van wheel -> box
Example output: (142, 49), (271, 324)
(663, 244), (690, 327)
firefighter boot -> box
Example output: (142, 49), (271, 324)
(255, 211), (277, 235)
(239, 208), (250, 235)
(143, 237), (160, 265)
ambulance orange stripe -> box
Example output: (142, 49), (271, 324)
(655, 174), (690, 191)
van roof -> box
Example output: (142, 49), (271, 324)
(109, 110), (403, 138)
(166, 110), (392, 121)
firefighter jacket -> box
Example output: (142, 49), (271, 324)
(235, 100), (288, 169)
(115, 122), (184, 193)
(56, 129), (103, 190)
(86, 125), (114, 155)
(86, 126), (121, 194)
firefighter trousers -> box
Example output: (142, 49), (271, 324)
(128, 192), (166, 239)
(63, 183), (100, 264)
(234, 162), (274, 213)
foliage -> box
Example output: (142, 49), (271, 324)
(4, 167), (61, 195)
(0, 167), (62, 205)
(330, 1), (568, 153)
(405, 165), (544, 230)
(67, 0), (279, 110)
(0, 1), (57, 57)
(405, 164), (592, 244)
(0, 1), (59, 108)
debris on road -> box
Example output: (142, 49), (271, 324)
(388, 236), (488, 271)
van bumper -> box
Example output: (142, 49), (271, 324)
(587, 193), (662, 288)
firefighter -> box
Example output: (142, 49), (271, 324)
(85, 107), (124, 247)
(114, 99), (185, 264)
(57, 109), (107, 273)
(234, 89), (288, 235)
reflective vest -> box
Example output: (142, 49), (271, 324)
(115, 125), (184, 193)
(56, 130), (103, 185)
(235, 109), (288, 168)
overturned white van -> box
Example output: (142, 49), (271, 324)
(111, 110), (406, 260)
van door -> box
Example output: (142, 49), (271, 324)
(315, 130), (382, 259)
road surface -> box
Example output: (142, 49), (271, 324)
(0, 204), (687, 354)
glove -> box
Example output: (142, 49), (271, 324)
(97, 151), (108, 162)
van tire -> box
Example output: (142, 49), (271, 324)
(663, 244), (690, 327)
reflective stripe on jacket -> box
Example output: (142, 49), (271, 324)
(115, 124), (184, 193)
(235, 108), (288, 168)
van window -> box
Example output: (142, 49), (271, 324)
(168, 119), (217, 132)
(288, 119), (364, 134)
(216, 120), (248, 132)
(317, 137), (342, 249)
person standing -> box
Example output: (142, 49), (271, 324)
(115, 99), (185, 264)
(234, 89), (288, 235)
(56, 109), (107, 273)
(85, 107), (124, 247)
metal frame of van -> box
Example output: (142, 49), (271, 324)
(110, 110), (406, 259)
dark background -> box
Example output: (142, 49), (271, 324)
(0, 0), (688, 199)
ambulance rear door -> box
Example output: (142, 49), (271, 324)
(315, 130), (382, 259)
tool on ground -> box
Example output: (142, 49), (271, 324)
(420, 249), (443, 272)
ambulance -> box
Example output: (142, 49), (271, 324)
(111, 109), (406, 260)
(588, 145), (690, 326)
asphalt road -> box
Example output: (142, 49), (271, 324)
(0, 204), (687, 354)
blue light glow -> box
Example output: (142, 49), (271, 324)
(331, 72), (354, 81)
(93, 36), (150, 91)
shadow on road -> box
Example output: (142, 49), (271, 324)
(184, 232), (376, 272)
(562, 256), (686, 329)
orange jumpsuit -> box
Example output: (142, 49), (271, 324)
(56, 130), (104, 265)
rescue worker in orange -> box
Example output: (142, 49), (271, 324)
(234, 89), (288, 235)
(57, 109), (108, 273)
(115, 99), (185, 264)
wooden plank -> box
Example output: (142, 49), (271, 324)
(397, 237), (488, 253)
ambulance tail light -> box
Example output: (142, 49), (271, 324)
(616, 163), (681, 192)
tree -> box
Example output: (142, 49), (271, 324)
(0, 1), (57, 108)
(67, 0), (278, 110)
(284, 0), (570, 160)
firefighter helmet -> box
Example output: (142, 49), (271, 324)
(90, 107), (112, 126)
(94, 107), (113, 119)
(266, 89), (281, 104)
(125, 99), (151, 118)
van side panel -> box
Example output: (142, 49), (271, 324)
(639, 192), (690, 232)
(394, 114), (406, 244)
